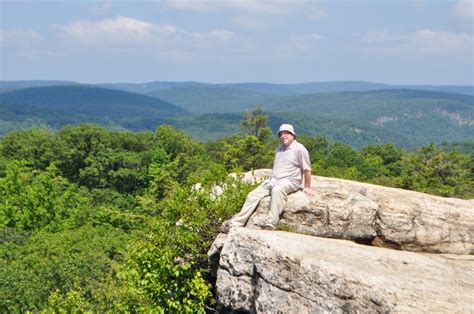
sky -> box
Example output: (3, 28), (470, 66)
(1, 0), (473, 85)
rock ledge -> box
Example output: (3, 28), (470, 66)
(241, 169), (474, 254)
(209, 228), (474, 313)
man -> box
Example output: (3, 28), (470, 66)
(222, 124), (315, 233)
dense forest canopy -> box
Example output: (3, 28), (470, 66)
(1, 107), (472, 311)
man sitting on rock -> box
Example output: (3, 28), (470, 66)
(221, 124), (315, 233)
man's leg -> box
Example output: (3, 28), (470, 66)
(230, 181), (272, 227)
(265, 183), (295, 227)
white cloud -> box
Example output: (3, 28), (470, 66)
(454, 0), (474, 19)
(166, 0), (308, 15)
(52, 16), (239, 61)
(55, 16), (237, 47)
(55, 16), (157, 44)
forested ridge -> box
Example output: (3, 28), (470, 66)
(1, 109), (472, 312)
(3, 80), (472, 96)
(1, 83), (473, 147)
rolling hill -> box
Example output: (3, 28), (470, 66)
(265, 89), (473, 122)
(0, 85), (186, 117)
(98, 81), (208, 94)
(0, 85), (414, 147)
(147, 85), (277, 113)
(2, 80), (473, 96)
(145, 85), (474, 145)
(0, 80), (80, 93)
(107, 81), (474, 97)
(146, 84), (474, 116)
(0, 81), (473, 148)
(265, 89), (474, 145)
(0, 85), (187, 135)
(140, 111), (411, 148)
(221, 81), (392, 95)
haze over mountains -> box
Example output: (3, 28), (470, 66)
(1, 80), (473, 148)
(3, 80), (472, 97)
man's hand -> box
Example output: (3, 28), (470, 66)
(303, 187), (316, 198)
(302, 170), (315, 198)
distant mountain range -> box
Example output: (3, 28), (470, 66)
(0, 80), (80, 92)
(147, 85), (276, 113)
(0, 80), (473, 148)
(2, 80), (473, 96)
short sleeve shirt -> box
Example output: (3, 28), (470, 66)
(270, 140), (311, 189)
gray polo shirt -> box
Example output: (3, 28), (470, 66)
(270, 140), (311, 189)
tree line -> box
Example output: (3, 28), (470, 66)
(0, 111), (472, 312)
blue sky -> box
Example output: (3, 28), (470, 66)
(1, 0), (473, 85)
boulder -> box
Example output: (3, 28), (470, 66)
(210, 228), (474, 313)
(240, 169), (474, 254)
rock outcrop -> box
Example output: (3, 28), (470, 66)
(209, 171), (474, 312)
(238, 169), (474, 255)
(209, 228), (474, 313)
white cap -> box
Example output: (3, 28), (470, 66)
(278, 124), (296, 137)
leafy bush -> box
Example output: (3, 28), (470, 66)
(124, 164), (253, 312)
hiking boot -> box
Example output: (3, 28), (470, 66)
(261, 223), (276, 231)
(218, 221), (231, 234)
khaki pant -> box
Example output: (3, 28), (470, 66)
(230, 180), (297, 227)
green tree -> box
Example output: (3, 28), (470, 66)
(0, 161), (89, 232)
(222, 135), (273, 171)
(154, 125), (202, 160)
(240, 106), (272, 141)
(399, 144), (471, 197)
(362, 143), (404, 176)
(57, 124), (112, 185)
(0, 128), (61, 170)
(147, 147), (177, 200)
(297, 135), (330, 168)
(318, 142), (367, 180)
(0, 225), (135, 312)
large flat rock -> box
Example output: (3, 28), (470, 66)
(240, 169), (474, 254)
(211, 228), (474, 313)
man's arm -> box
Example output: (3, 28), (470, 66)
(303, 169), (316, 197)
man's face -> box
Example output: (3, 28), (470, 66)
(279, 131), (295, 147)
